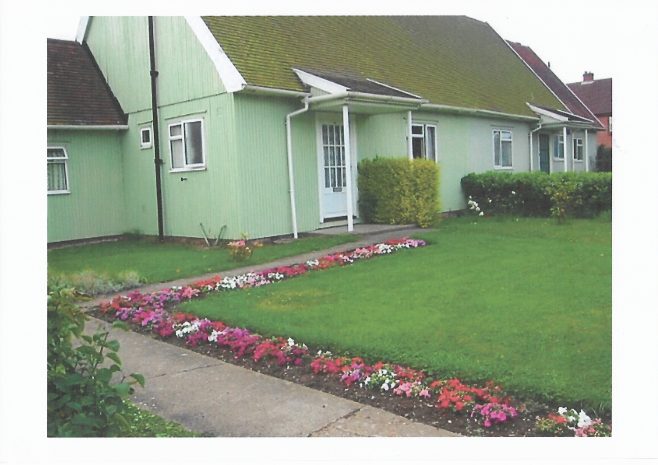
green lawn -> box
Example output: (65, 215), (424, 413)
(48, 234), (357, 284)
(179, 216), (612, 410)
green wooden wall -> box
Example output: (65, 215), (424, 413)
(47, 130), (127, 242)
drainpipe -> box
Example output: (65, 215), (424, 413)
(285, 98), (309, 239)
(563, 126), (568, 172)
(148, 16), (165, 241)
(529, 124), (543, 172)
(407, 111), (413, 160)
(585, 129), (589, 171)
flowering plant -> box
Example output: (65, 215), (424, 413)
(470, 402), (518, 428)
(227, 234), (262, 262)
(467, 196), (485, 217)
(535, 407), (610, 437)
(363, 365), (399, 392)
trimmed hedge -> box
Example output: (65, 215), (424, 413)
(461, 171), (611, 218)
(358, 157), (439, 227)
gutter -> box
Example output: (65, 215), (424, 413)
(242, 85), (310, 98)
(148, 16), (165, 241)
(47, 124), (128, 130)
(421, 103), (539, 122)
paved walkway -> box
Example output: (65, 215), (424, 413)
(88, 318), (457, 437)
(83, 225), (457, 437)
(80, 225), (428, 309)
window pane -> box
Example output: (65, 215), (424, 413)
(47, 161), (68, 191)
(501, 140), (512, 166)
(501, 131), (512, 141)
(412, 124), (423, 135)
(331, 167), (336, 188)
(170, 124), (182, 137)
(412, 137), (424, 159)
(184, 121), (203, 165)
(493, 131), (501, 165)
(47, 148), (66, 159)
(170, 139), (184, 169)
(426, 126), (436, 161)
(328, 126), (335, 145)
(323, 146), (329, 166)
(324, 167), (330, 188)
(322, 125), (328, 145)
(141, 128), (151, 144)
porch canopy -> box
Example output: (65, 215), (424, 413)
(285, 69), (427, 237)
(527, 103), (602, 172)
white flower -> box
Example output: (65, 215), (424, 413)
(287, 337), (295, 347)
(511, 190), (516, 195)
(475, 207), (480, 212)
(479, 212), (484, 216)
(577, 410), (592, 428)
(382, 383), (389, 391)
(558, 407), (568, 415)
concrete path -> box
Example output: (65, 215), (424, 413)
(88, 318), (457, 437)
(80, 225), (429, 310)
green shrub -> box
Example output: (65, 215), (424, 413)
(461, 171), (611, 219)
(47, 286), (144, 437)
(358, 157), (439, 227)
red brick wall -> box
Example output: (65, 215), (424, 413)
(597, 115), (612, 148)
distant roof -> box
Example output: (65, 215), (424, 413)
(48, 38), (126, 126)
(507, 40), (602, 128)
(202, 16), (565, 117)
(567, 77), (612, 116)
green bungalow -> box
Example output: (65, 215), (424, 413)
(47, 16), (602, 244)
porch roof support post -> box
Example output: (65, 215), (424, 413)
(343, 104), (354, 232)
(407, 110), (413, 159)
(585, 128), (589, 171)
(563, 126), (568, 172)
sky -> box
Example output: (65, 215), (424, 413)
(43, 7), (620, 85)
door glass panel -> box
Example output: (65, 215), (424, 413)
(321, 123), (347, 189)
(426, 126), (436, 161)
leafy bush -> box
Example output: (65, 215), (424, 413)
(48, 270), (143, 296)
(595, 145), (612, 172)
(358, 157), (439, 227)
(47, 286), (144, 437)
(461, 171), (611, 219)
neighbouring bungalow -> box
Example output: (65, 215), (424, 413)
(47, 16), (602, 244)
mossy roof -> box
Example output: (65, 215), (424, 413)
(202, 16), (565, 117)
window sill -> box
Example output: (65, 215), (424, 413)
(140, 144), (152, 150)
(494, 166), (513, 170)
(48, 190), (71, 196)
(552, 158), (565, 162)
(573, 160), (584, 163)
(169, 166), (207, 174)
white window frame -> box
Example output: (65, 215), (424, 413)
(411, 123), (438, 162)
(553, 134), (565, 160)
(140, 127), (153, 149)
(168, 118), (206, 172)
(492, 129), (513, 169)
(47, 146), (70, 195)
(572, 137), (584, 162)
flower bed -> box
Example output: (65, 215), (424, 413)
(94, 237), (611, 437)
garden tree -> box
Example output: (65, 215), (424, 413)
(595, 145), (612, 172)
(47, 286), (144, 436)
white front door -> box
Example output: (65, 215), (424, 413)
(316, 114), (357, 221)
